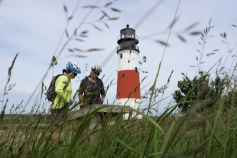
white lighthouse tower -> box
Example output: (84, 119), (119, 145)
(115, 25), (142, 119)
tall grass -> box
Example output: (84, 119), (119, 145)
(1, 0), (237, 157)
(1, 102), (237, 157)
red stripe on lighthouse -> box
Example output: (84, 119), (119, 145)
(116, 70), (141, 99)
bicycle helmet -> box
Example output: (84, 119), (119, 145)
(66, 61), (81, 74)
(91, 64), (102, 73)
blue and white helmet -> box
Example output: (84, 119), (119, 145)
(66, 61), (81, 74)
(91, 64), (102, 73)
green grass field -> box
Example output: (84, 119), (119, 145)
(1, 105), (237, 158)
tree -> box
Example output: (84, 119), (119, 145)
(173, 72), (209, 114)
(173, 71), (229, 114)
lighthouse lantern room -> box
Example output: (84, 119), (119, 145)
(115, 25), (142, 119)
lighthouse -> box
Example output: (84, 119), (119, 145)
(115, 25), (142, 119)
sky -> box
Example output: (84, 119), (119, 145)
(0, 0), (237, 115)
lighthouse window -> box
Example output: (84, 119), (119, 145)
(127, 29), (132, 35)
(120, 54), (123, 59)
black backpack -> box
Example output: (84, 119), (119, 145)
(46, 74), (64, 102)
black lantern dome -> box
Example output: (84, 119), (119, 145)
(117, 24), (139, 53)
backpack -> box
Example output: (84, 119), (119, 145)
(46, 74), (66, 102)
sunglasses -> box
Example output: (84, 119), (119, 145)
(74, 73), (77, 76)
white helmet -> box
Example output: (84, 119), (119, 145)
(91, 64), (102, 73)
